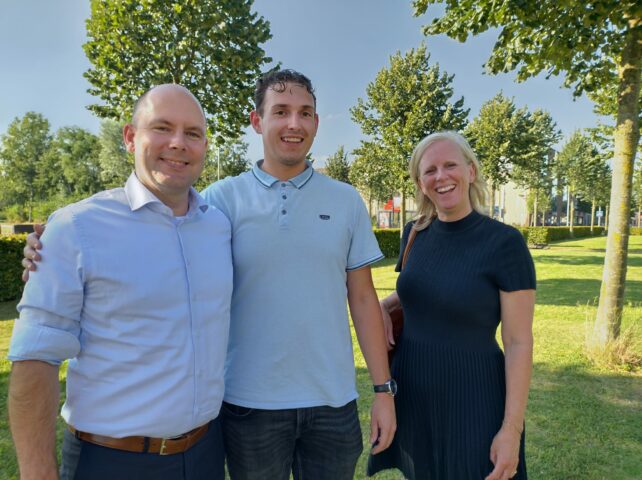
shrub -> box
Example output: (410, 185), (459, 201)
(374, 228), (401, 258)
(631, 227), (642, 236)
(519, 226), (606, 246)
(0, 234), (26, 302)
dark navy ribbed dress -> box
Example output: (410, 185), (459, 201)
(368, 210), (536, 480)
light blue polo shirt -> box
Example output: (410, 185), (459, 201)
(201, 161), (383, 409)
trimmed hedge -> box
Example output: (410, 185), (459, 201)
(0, 234), (26, 302)
(631, 227), (642, 236)
(374, 228), (401, 258)
(517, 226), (606, 246)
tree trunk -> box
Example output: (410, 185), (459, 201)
(490, 184), (496, 218)
(569, 190), (575, 235)
(590, 199), (596, 233)
(400, 189), (407, 230)
(566, 186), (571, 226)
(556, 175), (563, 226)
(605, 204), (609, 229)
(533, 193), (538, 226)
(638, 206), (641, 228)
(28, 188), (33, 223)
(594, 21), (641, 345)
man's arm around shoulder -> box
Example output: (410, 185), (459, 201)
(9, 360), (60, 480)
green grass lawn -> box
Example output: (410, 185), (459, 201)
(2, 236), (641, 479)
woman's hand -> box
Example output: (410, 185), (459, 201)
(485, 424), (521, 480)
(379, 300), (395, 350)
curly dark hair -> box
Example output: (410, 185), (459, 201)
(254, 69), (316, 115)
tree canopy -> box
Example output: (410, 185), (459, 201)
(464, 93), (529, 194)
(51, 127), (103, 196)
(0, 112), (52, 221)
(98, 119), (132, 189)
(351, 43), (468, 223)
(324, 145), (351, 184)
(83, 0), (272, 142)
(195, 138), (251, 191)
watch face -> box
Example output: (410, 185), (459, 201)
(389, 379), (398, 395)
(374, 379), (397, 396)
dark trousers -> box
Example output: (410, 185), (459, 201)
(60, 417), (225, 480)
(221, 399), (363, 480)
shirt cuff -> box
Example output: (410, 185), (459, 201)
(8, 321), (81, 365)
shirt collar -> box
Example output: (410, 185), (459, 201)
(124, 172), (209, 216)
(251, 160), (314, 189)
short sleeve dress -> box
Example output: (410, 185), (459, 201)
(368, 210), (536, 479)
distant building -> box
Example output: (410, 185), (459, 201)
(490, 181), (529, 226)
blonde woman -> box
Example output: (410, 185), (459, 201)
(368, 131), (535, 480)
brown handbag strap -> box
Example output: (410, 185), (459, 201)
(401, 216), (425, 269)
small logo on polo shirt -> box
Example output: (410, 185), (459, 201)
(319, 214), (330, 220)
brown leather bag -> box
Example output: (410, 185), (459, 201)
(387, 220), (422, 364)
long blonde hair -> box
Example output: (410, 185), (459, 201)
(409, 131), (487, 231)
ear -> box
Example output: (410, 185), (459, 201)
(250, 110), (262, 134)
(314, 112), (319, 133)
(468, 162), (476, 183)
(123, 124), (136, 153)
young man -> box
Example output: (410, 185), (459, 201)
(10, 85), (232, 480)
(201, 70), (396, 480)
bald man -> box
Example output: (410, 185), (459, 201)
(8, 84), (233, 480)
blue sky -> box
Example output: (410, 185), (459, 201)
(1, 0), (603, 166)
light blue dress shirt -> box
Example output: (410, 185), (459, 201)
(9, 173), (233, 438)
(201, 161), (383, 409)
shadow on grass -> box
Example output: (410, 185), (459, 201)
(527, 361), (642, 479)
(356, 363), (641, 480)
(536, 278), (642, 306)
(536, 255), (642, 267)
(0, 301), (18, 322)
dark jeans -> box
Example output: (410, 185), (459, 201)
(60, 417), (225, 480)
(221, 399), (363, 480)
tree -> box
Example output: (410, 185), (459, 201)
(557, 131), (595, 233)
(0, 112), (52, 221)
(50, 127), (103, 196)
(349, 142), (397, 217)
(575, 150), (612, 232)
(98, 119), (132, 189)
(464, 93), (531, 216)
(195, 138), (251, 190)
(633, 161), (642, 227)
(412, 0), (641, 346)
(325, 145), (351, 184)
(511, 110), (561, 225)
(351, 43), (469, 225)
(83, 0), (272, 142)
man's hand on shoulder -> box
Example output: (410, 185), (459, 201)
(21, 224), (45, 282)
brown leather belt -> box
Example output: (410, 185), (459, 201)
(68, 423), (209, 455)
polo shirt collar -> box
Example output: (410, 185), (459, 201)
(124, 172), (209, 216)
(252, 160), (314, 189)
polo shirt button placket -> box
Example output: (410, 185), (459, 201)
(279, 182), (289, 228)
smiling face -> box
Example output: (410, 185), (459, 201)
(418, 139), (476, 222)
(123, 85), (207, 213)
(250, 82), (318, 178)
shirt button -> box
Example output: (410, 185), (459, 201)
(282, 195), (287, 199)
(281, 183), (286, 187)
(282, 209), (287, 215)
